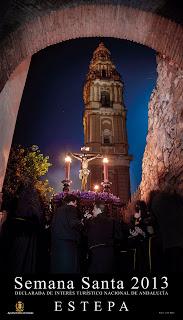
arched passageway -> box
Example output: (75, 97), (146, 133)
(0, 2), (182, 203)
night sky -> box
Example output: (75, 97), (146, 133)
(12, 37), (157, 194)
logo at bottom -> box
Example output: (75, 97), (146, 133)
(15, 301), (24, 313)
(7, 300), (34, 315)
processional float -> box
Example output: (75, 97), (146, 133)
(61, 146), (112, 193)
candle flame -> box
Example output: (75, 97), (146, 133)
(103, 157), (109, 163)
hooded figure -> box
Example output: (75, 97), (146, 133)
(85, 200), (119, 273)
(51, 194), (83, 273)
(1, 183), (43, 273)
(150, 192), (183, 272)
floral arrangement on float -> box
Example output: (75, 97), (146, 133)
(54, 190), (121, 204)
(53, 191), (124, 217)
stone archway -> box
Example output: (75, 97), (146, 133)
(0, 3), (182, 202)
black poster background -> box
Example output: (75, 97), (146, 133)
(0, 273), (181, 317)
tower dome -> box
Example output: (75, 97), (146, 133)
(87, 42), (121, 82)
(93, 42), (111, 59)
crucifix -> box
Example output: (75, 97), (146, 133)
(70, 147), (101, 191)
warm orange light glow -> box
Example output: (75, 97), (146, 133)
(65, 156), (72, 163)
(94, 185), (99, 191)
(81, 146), (90, 152)
(103, 157), (109, 164)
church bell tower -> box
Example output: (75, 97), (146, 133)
(83, 42), (132, 203)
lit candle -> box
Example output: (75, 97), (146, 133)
(103, 157), (109, 181)
(65, 156), (72, 180)
(94, 184), (99, 192)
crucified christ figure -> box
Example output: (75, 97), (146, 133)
(70, 150), (101, 191)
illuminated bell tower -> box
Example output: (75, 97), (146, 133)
(83, 42), (132, 203)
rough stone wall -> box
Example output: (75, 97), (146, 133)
(0, 1), (182, 44)
(0, 58), (31, 194)
(140, 55), (183, 201)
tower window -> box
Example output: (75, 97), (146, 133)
(101, 91), (110, 107)
(103, 128), (112, 145)
(102, 69), (106, 78)
(103, 136), (110, 144)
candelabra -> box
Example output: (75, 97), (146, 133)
(61, 179), (72, 193)
(101, 180), (112, 193)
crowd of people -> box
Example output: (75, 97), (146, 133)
(0, 188), (183, 273)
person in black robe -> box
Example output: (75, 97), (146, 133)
(51, 194), (83, 273)
(85, 200), (120, 273)
(128, 200), (152, 272)
(1, 183), (43, 273)
(150, 191), (183, 272)
(36, 201), (53, 273)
